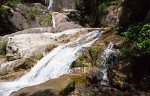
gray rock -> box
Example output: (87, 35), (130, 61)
(6, 33), (57, 60)
(51, 0), (79, 11)
(54, 22), (82, 32)
(0, 3), (52, 35)
(12, 3), (51, 30)
(10, 76), (75, 96)
(101, 6), (122, 27)
(0, 59), (25, 75)
(52, 12), (82, 32)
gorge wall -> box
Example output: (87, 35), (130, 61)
(119, 0), (150, 29)
(0, 0), (150, 35)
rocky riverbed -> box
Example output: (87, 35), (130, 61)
(0, 1), (150, 96)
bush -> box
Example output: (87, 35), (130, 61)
(0, 39), (8, 55)
(40, 12), (52, 26)
(98, 2), (110, 14)
(1, 0), (25, 7)
(121, 23), (150, 56)
(98, 0), (123, 14)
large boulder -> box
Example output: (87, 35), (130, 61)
(6, 33), (57, 60)
(52, 12), (82, 32)
(101, 6), (122, 27)
(0, 28), (90, 80)
(0, 59), (25, 75)
(10, 76), (75, 96)
(0, 55), (6, 65)
(10, 3), (51, 30)
(0, 3), (52, 35)
(51, 0), (79, 11)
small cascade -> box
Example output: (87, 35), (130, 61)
(48, 0), (53, 11)
(0, 30), (101, 96)
(52, 15), (56, 28)
(100, 42), (116, 85)
(47, 0), (56, 28)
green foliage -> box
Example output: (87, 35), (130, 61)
(0, 39), (8, 55)
(71, 47), (102, 68)
(98, 2), (110, 14)
(89, 47), (102, 66)
(76, 0), (123, 27)
(61, 74), (87, 85)
(98, 0), (123, 14)
(0, 6), (18, 35)
(119, 46), (131, 59)
(40, 12), (52, 26)
(75, 0), (85, 11)
(121, 23), (150, 55)
(30, 7), (39, 16)
(1, 0), (24, 7)
(0, 6), (9, 18)
(0, 0), (24, 34)
(45, 45), (57, 53)
(25, 6), (40, 24)
(71, 55), (88, 68)
(123, 82), (134, 90)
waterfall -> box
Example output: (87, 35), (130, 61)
(0, 30), (101, 96)
(52, 15), (56, 28)
(47, 0), (56, 28)
(48, 0), (53, 11)
(100, 42), (116, 85)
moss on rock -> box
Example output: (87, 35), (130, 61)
(40, 12), (52, 26)
(0, 38), (8, 55)
(60, 74), (87, 86)
(71, 46), (102, 69)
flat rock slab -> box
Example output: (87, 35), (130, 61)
(11, 76), (75, 96)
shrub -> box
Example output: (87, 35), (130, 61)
(0, 39), (8, 55)
(98, 0), (123, 14)
(121, 23), (150, 56)
(40, 12), (52, 26)
(123, 82), (134, 90)
(1, 0), (25, 7)
(98, 2), (110, 14)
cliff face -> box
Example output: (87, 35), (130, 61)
(51, 0), (79, 11)
(1, 0), (150, 35)
(119, 0), (150, 29)
(100, 0), (150, 28)
(75, 0), (150, 28)
(0, 3), (51, 35)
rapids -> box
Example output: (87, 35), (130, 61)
(0, 30), (101, 96)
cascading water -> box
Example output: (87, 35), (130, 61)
(48, 0), (53, 11)
(52, 15), (56, 28)
(100, 42), (116, 85)
(0, 30), (101, 96)
(47, 0), (56, 28)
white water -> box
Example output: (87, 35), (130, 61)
(100, 42), (116, 85)
(52, 15), (56, 28)
(48, 0), (53, 11)
(47, 0), (56, 28)
(0, 30), (101, 96)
